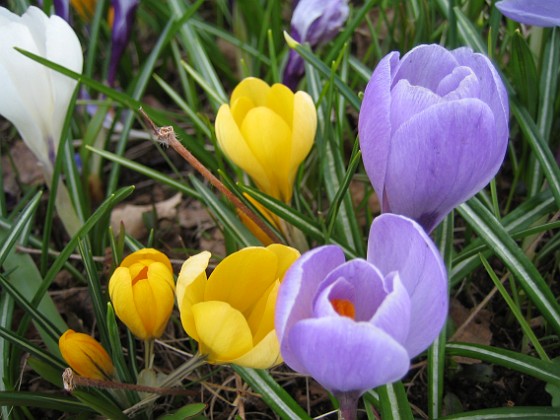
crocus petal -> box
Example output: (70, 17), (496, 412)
(286, 317), (410, 394)
(357, 51), (400, 211)
(192, 301), (254, 363)
(215, 104), (273, 194)
(291, 0), (349, 47)
(59, 330), (115, 380)
(267, 243), (302, 280)
(383, 99), (500, 232)
(275, 245), (346, 372)
(229, 329), (283, 369)
(367, 214), (447, 357)
(289, 91), (316, 174)
(176, 251), (211, 307)
(231, 77), (270, 107)
(108, 267), (147, 339)
(108, 0), (139, 86)
(120, 248), (173, 273)
(496, 0), (560, 27)
(205, 247), (278, 312)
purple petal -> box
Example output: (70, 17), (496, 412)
(282, 49), (305, 91)
(53, 0), (70, 21)
(370, 272), (411, 345)
(286, 317), (410, 394)
(367, 214), (447, 357)
(108, 0), (139, 87)
(291, 0), (349, 47)
(451, 48), (509, 153)
(275, 245), (345, 371)
(358, 51), (400, 212)
(384, 99), (502, 232)
(496, 0), (560, 27)
(312, 259), (387, 321)
(392, 44), (459, 92)
(436, 66), (480, 100)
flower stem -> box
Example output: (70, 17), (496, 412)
(138, 108), (282, 244)
(144, 339), (154, 370)
(336, 392), (359, 420)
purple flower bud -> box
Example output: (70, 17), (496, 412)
(358, 44), (509, 233)
(53, 0), (70, 22)
(496, 0), (560, 27)
(275, 214), (448, 401)
(108, 0), (139, 87)
(282, 0), (349, 90)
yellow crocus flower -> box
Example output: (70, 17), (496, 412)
(59, 329), (115, 380)
(108, 248), (175, 340)
(215, 77), (317, 203)
(176, 245), (300, 369)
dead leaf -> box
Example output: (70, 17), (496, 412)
(450, 298), (493, 364)
(111, 192), (182, 238)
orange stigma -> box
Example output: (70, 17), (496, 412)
(331, 299), (356, 319)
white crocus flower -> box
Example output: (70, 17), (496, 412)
(0, 6), (83, 175)
(0, 6), (83, 234)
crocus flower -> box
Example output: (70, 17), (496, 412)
(275, 214), (447, 415)
(54, 0), (70, 21)
(283, 0), (349, 89)
(215, 77), (317, 203)
(496, 0), (560, 27)
(109, 248), (175, 341)
(0, 6), (83, 177)
(59, 329), (115, 380)
(358, 44), (509, 233)
(177, 245), (300, 368)
(108, 0), (139, 87)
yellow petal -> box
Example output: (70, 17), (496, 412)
(176, 251), (211, 306)
(59, 329), (115, 380)
(192, 301), (253, 363)
(215, 104), (272, 194)
(108, 267), (148, 339)
(231, 77), (270, 107)
(145, 262), (176, 338)
(120, 248), (173, 274)
(205, 247), (278, 312)
(131, 278), (156, 339)
(231, 96), (255, 128)
(246, 280), (279, 343)
(288, 91), (317, 191)
(241, 107), (291, 200)
(267, 244), (301, 280)
(229, 330), (282, 369)
(266, 83), (294, 128)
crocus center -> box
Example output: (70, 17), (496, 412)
(132, 266), (149, 285)
(331, 299), (355, 319)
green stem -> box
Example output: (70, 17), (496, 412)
(144, 339), (154, 370)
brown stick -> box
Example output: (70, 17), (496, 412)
(139, 108), (282, 244)
(62, 368), (196, 396)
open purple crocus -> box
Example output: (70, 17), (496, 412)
(496, 0), (560, 27)
(275, 213), (448, 417)
(358, 44), (509, 233)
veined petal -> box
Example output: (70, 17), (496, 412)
(120, 248), (173, 273)
(205, 247), (278, 311)
(358, 51), (400, 211)
(286, 317), (410, 394)
(496, 0), (560, 27)
(131, 279), (157, 339)
(231, 77), (270, 107)
(192, 301), (253, 363)
(383, 99), (500, 232)
(59, 330), (114, 380)
(367, 214), (448, 357)
(229, 330), (282, 369)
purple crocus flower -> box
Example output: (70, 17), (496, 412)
(108, 0), (139, 87)
(275, 213), (448, 418)
(282, 0), (349, 90)
(358, 44), (509, 233)
(496, 0), (560, 27)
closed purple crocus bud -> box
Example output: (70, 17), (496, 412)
(53, 0), (70, 22)
(275, 213), (448, 418)
(282, 0), (349, 90)
(496, 0), (560, 27)
(358, 44), (509, 233)
(108, 0), (139, 87)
